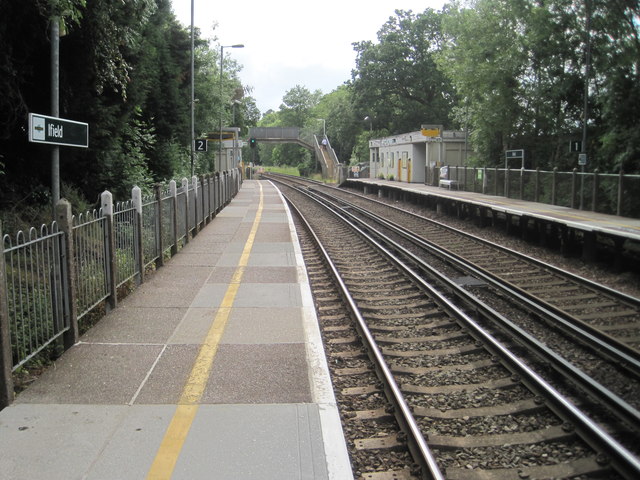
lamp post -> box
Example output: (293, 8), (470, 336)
(190, 0), (195, 176)
(219, 44), (244, 172)
(364, 116), (372, 132)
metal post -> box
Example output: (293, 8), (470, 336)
(51, 13), (60, 216)
(56, 199), (79, 349)
(100, 191), (118, 308)
(154, 184), (164, 268)
(190, 0), (195, 177)
(580, 0), (591, 211)
(617, 170), (624, 216)
(571, 168), (577, 209)
(132, 186), (145, 284)
(0, 221), (14, 409)
(182, 178), (190, 243)
(169, 180), (178, 256)
(591, 169), (599, 212)
(192, 175), (199, 235)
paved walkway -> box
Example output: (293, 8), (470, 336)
(0, 180), (352, 479)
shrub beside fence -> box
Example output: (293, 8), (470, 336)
(431, 166), (640, 218)
(0, 170), (241, 408)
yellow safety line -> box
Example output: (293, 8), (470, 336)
(147, 182), (264, 479)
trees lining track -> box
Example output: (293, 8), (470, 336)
(266, 174), (640, 479)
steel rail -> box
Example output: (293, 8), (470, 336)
(309, 186), (640, 371)
(313, 192), (640, 432)
(279, 186), (445, 480)
(296, 185), (640, 480)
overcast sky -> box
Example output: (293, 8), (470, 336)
(172, 0), (446, 113)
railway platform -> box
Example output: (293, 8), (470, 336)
(0, 180), (352, 479)
(345, 178), (640, 268)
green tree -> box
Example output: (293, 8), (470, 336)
(351, 9), (454, 135)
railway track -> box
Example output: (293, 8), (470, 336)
(267, 174), (640, 479)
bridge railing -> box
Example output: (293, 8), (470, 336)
(0, 169), (241, 408)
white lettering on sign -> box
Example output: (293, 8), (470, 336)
(48, 124), (63, 138)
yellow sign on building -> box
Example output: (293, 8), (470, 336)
(421, 128), (440, 137)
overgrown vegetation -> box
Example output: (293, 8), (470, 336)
(1, 0), (638, 231)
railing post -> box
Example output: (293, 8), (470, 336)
(182, 178), (190, 244)
(534, 167), (540, 203)
(154, 184), (164, 268)
(552, 167), (557, 205)
(100, 191), (118, 309)
(505, 167), (511, 198)
(571, 168), (577, 209)
(592, 169), (599, 212)
(617, 170), (624, 216)
(192, 175), (199, 236)
(200, 175), (207, 226)
(132, 186), (145, 284)
(56, 199), (79, 349)
(208, 174), (214, 220)
(494, 167), (498, 195)
(169, 180), (178, 256)
(519, 167), (524, 200)
(0, 221), (14, 409)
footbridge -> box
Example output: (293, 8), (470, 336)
(248, 127), (342, 181)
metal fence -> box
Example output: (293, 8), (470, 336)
(432, 166), (640, 218)
(0, 170), (241, 407)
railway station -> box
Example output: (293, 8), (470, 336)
(0, 180), (352, 479)
(1, 176), (640, 479)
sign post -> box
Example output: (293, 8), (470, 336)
(505, 149), (524, 169)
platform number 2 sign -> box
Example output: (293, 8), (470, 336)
(195, 139), (207, 152)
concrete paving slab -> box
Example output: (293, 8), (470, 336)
(172, 404), (328, 480)
(246, 251), (298, 267)
(133, 345), (200, 404)
(15, 344), (164, 405)
(233, 283), (303, 308)
(238, 266), (300, 283)
(122, 286), (198, 308)
(202, 344), (311, 404)
(145, 265), (214, 283)
(166, 252), (221, 266)
(222, 307), (306, 344)
(0, 404), (131, 480)
(168, 307), (217, 344)
(221, 241), (295, 254)
(260, 212), (290, 223)
(80, 306), (187, 344)
(254, 223), (293, 242)
(190, 284), (228, 308)
(82, 405), (178, 480)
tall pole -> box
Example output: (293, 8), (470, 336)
(51, 10), (60, 216)
(219, 44), (244, 172)
(580, 0), (591, 210)
(219, 45), (224, 173)
(190, 0), (195, 177)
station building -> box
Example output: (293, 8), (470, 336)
(368, 126), (471, 184)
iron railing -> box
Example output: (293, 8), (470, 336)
(429, 166), (640, 218)
(0, 170), (241, 408)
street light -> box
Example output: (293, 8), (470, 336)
(219, 43), (244, 172)
(364, 116), (372, 131)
